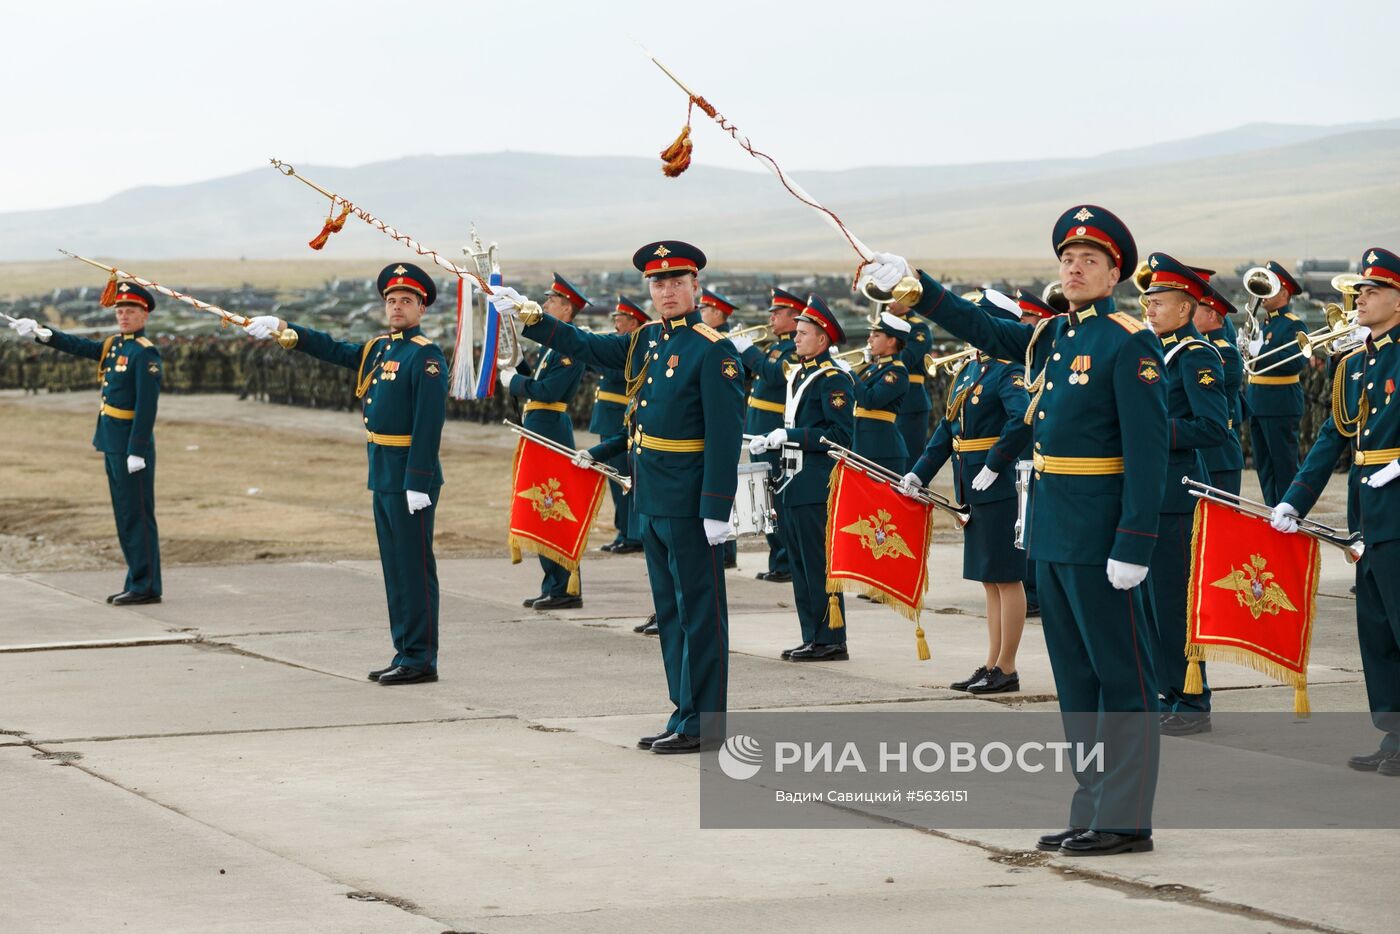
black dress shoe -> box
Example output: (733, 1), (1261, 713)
(1379, 756), (1400, 777)
(1160, 712), (1212, 736)
(600, 542), (619, 553)
(755, 571), (771, 581)
(522, 594), (545, 607)
(651, 732), (703, 754)
(532, 594), (583, 610)
(1059, 830), (1153, 856)
(780, 642), (811, 660)
(968, 667), (1020, 695)
(367, 665), (396, 682)
(612, 542), (644, 555)
(111, 591), (161, 606)
(1348, 748), (1398, 772)
(950, 665), (989, 692)
(376, 666), (438, 685)
(1036, 828), (1087, 852)
(642, 621), (659, 635)
(633, 614), (656, 633)
(637, 729), (674, 749)
(106, 591), (125, 604)
(789, 643), (848, 662)
(764, 571), (792, 583)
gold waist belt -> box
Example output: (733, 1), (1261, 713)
(366, 431), (412, 447)
(908, 375), (926, 384)
(748, 397), (785, 413)
(595, 390), (630, 406)
(952, 436), (998, 452)
(1355, 447), (1400, 466)
(854, 407), (897, 422)
(523, 401), (568, 413)
(100, 403), (135, 420)
(635, 431), (706, 453)
(1248, 374), (1301, 385)
(1032, 453), (1125, 475)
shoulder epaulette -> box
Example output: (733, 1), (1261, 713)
(411, 334), (432, 346)
(693, 322), (723, 343)
(135, 336), (155, 348)
(1213, 338), (1231, 348)
(1108, 311), (1147, 333)
(892, 360), (906, 368)
(1285, 312), (1301, 321)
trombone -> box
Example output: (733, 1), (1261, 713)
(1183, 477), (1363, 563)
(924, 346), (977, 376)
(1245, 300), (1365, 376)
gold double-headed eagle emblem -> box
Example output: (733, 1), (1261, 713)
(517, 478), (576, 522)
(840, 509), (915, 561)
(1209, 553), (1297, 620)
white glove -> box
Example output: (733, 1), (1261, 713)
(9, 317), (39, 340)
(729, 335), (754, 354)
(488, 286), (525, 315)
(1247, 336), (1264, 358)
(1106, 559), (1149, 591)
(747, 435), (768, 456)
(244, 315), (281, 340)
(763, 428), (788, 450)
(703, 517), (734, 546)
(897, 471), (922, 499)
(406, 490), (432, 514)
(858, 251), (913, 294)
(1270, 502), (1299, 533)
(572, 449), (594, 469)
(498, 366), (516, 390)
(971, 465), (999, 491)
(833, 358), (853, 373)
(1366, 459), (1400, 489)
(126, 455), (146, 474)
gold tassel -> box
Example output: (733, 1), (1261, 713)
(308, 203), (352, 250)
(659, 125), (693, 177)
(826, 593), (844, 630)
(99, 271), (119, 307)
(1294, 686), (1311, 719)
(915, 626), (931, 661)
(1183, 658), (1204, 695)
(567, 567), (580, 597)
(509, 539), (522, 564)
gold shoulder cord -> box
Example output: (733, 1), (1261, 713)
(1021, 317), (1054, 426)
(623, 327), (651, 399)
(96, 335), (119, 382)
(354, 336), (389, 399)
(1331, 350), (1367, 439)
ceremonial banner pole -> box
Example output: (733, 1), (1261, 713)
(635, 42), (921, 305)
(56, 250), (299, 348)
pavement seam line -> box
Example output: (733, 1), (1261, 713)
(35, 715), (515, 745)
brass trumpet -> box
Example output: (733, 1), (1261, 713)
(833, 347), (873, 373)
(728, 323), (772, 343)
(1236, 265), (1284, 363)
(1132, 259), (1154, 314)
(924, 346), (977, 376)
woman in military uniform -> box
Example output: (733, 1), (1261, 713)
(851, 312), (910, 474)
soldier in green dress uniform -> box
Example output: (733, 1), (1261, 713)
(592, 295), (648, 556)
(244, 263), (447, 685)
(700, 287), (741, 570)
(852, 311), (911, 474)
(1246, 261), (1307, 506)
(1195, 283), (1245, 496)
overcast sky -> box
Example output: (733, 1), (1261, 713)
(4, 0), (1392, 212)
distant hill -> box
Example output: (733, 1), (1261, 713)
(1, 119), (1396, 265)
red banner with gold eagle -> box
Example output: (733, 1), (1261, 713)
(508, 436), (609, 595)
(825, 461), (936, 660)
(1185, 498), (1321, 716)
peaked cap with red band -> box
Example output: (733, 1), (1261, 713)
(1014, 289), (1060, 320)
(1357, 247), (1400, 291)
(769, 286), (805, 312)
(377, 262), (437, 306)
(613, 294), (650, 324)
(1189, 265), (1216, 283)
(1200, 283), (1237, 318)
(1265, 260), (1302, 297)
(549, 272), (590, 310)
(797, 293), (845, 345)
(1052, 204), (1137, 274)
(632, 240), (706, 278)
(700, 287), (738, 317)
(110, 281), (156, 311)
(1144, 252), (1211, 301)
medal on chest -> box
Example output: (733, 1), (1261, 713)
(381, 360), (400, 381)
(666, 354), (679, 378)
(1069, 355), (1091, 386)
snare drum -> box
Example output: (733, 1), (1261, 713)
(732, 462), (775, 536)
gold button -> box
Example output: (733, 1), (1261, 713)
(1038, 411), (1045, 420)
(1046, 382), (1054, 391)
(1053, 353), (1061, 361)
(640, 400), (648, 407)
(1067, 329), (1076, 337)
(366, 398), (372, 404)
(647, 377), (653, 384)
(1368, 382), (1374, 389)
(1372, 408), (1378, 415)
(1364, 429), (1371, 436)
(373, 378), (378, 384)
(363, 418), (369, 424)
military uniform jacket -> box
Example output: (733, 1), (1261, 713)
(1286, 331), (1400, 546)
(509, 346), (584, 442)
(779, 351), (855, 507)
(1158, 324), (1229, 514)
(522, 310), (744, 520)
(291, 322), (447, 494)
(897, 313), (933, 416)
(911, 272), (1168, 567)
(1245, 306), (1307, 417)
(587, 364), (628, 437)
(740, 336), (798, 435)
(913, 354), (1030, 506)
(1200, 327), (1245, 473)
(45, 328), (161, 457)
(851, 356), (909, 464)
